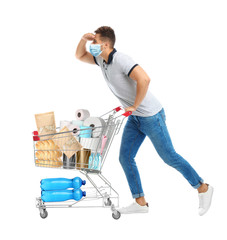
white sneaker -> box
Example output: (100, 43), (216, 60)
(117, 201), (149, 214)
(198, 184), (214, 216)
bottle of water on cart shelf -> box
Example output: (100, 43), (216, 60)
(41, 189), (86, 202)
(40, 177), (86, 190)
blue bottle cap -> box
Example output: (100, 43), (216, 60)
(82, 191), (86, 197)
(82, 180), (86, 185)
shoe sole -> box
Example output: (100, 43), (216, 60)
(119, 210), (149, 214)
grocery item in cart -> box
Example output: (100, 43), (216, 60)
(60, 120), (71, 130)
(80, 137), (100, 151)
(89, 153), (102, 170)
(79, 126), (92, 138)
(83, 117), (106, 137)
(75, 109), (90, 120)
(35, 140), (61, 151)
(41, 189), (86, 202)
(100, 135), (107, 155)
(76, 148), (91, 170)
(72, 120), (83, 127)
(62, 153), (76, 169)
(35, 151), (62, 168)
(35, 140), (63, 168)
(51, 127), (70, 148)
(67, 124), (80, 137)
(52, 126), (83, 159)
(40, 177), (86, 191)
(35, 159), (62, 168)
(64, 138), (82, 159)
(35, 111), (56, 140)
(35, 151), (61, 160)
(35, 159), (46, 167)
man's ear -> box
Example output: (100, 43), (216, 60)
(104, 41), (110, 49)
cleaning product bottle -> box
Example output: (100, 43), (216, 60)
(40, 177), (86, 190)
(41, 189), (86, 202)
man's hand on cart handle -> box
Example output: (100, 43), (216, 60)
(124, 105), (137, 113)
(121, 105), (135, 117)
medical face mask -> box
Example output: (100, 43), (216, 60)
(89, 43), (104, 57)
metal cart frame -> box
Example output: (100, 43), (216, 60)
(33, 106), (132, 220)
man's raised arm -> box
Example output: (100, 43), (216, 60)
(75, 33), (96, 64)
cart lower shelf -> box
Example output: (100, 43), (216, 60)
(36, 172), (121, 220)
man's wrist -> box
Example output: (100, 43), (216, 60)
(133, 104), (138, 110)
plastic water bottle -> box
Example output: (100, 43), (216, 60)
(40, 177), (86, 191)
(41, 189), (86, 202)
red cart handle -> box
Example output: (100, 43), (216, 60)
(113, 106), (123, 112)
(122, 111), (132, 117)
(113, 106), (132, 118)
(32, 131), (40, 141)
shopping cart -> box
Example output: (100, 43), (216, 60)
(33, 106), (132, 220)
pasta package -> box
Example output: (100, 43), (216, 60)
(64, 136), (83, 159)
(35, 159), (62, 168)
(35, 139), (63, 168)
(52, 126), (71, 148)
(52, 126), (83, 159)
(35, 111), (56, 140)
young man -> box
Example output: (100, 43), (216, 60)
(75, 26), (213, 216)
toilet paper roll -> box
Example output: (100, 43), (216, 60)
(75, 109), (90, 121)
(67, 124), (80, 137)
(60, 120), (72, 130)
(83, 117), (106, 138)
(72, 120), (84, 127)
(80, 138), (101, 151)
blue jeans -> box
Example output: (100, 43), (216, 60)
(119, 108), (204, 199)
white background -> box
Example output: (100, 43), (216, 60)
(1, 0), (227, 239)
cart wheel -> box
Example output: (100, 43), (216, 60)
(107, 199), (112, 206)
(112, 211), (121, 220)
(40, 209), (48, 219)
(105, 198), (112, 206)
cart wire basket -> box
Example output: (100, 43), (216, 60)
(33, 106), (132, 220)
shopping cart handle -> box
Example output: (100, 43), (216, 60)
(32, 131), (40, 141)
(113, 106), (132, 117)
(113, 106), (122, 112)
(122, 111), (132, 117)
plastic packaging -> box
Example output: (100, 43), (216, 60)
(88, 153), (101, 170)
(79, 126), (92, 138)
(40, 177), (86, 191)
(41, 189), (86, 202)
(63, 154), (76, 169)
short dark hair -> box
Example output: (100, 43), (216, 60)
(94, 26), (116, 48)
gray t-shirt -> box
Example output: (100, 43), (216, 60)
(94, 48), (163, 117)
